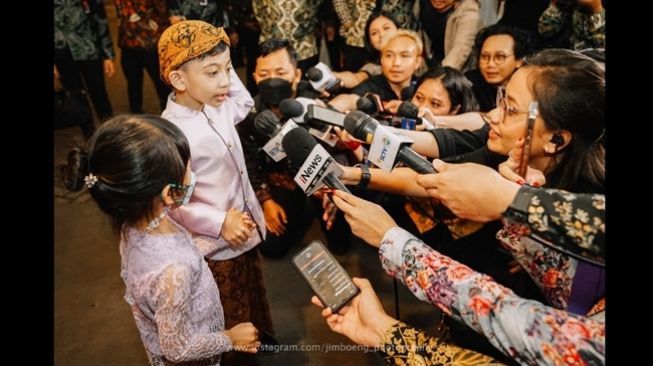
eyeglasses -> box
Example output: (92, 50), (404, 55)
(495, 86), (529, 123)
(479, 52), (514, 65)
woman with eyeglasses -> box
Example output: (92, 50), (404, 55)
(464, 24), (535, 112)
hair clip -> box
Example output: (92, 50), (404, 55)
(84, 173), (98, 189)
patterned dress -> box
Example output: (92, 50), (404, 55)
(120, 219), (231, 365)
(378, 186), (606, 365)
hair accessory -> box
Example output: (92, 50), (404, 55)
(84, 173), (98, 189)
(158, 20), (231, 85)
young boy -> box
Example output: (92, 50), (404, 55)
(158, 20), (273, 365)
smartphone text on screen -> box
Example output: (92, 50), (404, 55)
(293, 241), (359, 311)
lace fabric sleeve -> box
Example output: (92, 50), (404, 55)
(152, 264), (232, 363)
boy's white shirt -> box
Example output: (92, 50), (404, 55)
(163, 68), (265, 260)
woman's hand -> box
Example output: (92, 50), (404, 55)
(498, 138), (546, 186)
(331, 190), (396, 247)
(311, 277), (397, 347)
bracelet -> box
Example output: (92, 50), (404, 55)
(355, 164), (371, 190)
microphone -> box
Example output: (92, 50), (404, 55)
(254, 109), (282, 137)
(305, 62), (342, 94)
(305, 104), (345, 128)
(255, 109), (300, 161)
(344, 111), (436, 174)
(281, 127), (351, 194)
(279, 98), (304, 119)
(393, 101), (423, 128)
(400, 85), (415, 101)
(356, 93), (385, 114)
(397, 101), (419, 120)
(279, 97), (319, 123)
(355, 96), (375, 114)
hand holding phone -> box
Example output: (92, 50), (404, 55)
(292, 240), (359, 312)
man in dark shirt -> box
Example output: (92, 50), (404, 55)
(238, 38), (353, 258)
(329, 29), (423, 112)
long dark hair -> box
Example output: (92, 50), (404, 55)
(60, 115), (191, 230)
(525, 49), (605, 193)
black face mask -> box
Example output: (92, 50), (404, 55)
(258, 78), (293, 108)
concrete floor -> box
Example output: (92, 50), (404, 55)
(54, 5), (443, 365)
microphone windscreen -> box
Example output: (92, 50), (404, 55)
(343, 110), (375, 141)
(253, 110), (281, 137)
(305, 67), (323, 82)
(281, 126), (319, 172)
(356, 97), (375, 113)
(279, 98), (305, 119)
(400, 85), (415, 101)
(397, 101), (419, 119)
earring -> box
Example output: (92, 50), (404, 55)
(544, 145), (554, 154)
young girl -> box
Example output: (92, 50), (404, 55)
(60, 115), (259, 365)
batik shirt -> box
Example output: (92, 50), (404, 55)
(114, 0), (169, 49)
(252, 0), (325, 61)
(54, 0), (115, 61)
(379, 227), (605, 365)
(379, 321), (504, 365)
(167, 0), (225, 27)
(538, 3), (605, 50)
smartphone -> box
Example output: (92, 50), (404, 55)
(292, 240), (360, 312)
(518, 101), (539, 178)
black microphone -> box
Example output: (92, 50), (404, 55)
(281, 127), (351, 193)
(305, 62), (341, 94)
(343, 111), (436, 174)
(305, 68), (323, 82)
(355, 97), (376, 114)
(254, 109), (282, 137)
(279, 98), (305, 120)
(357, 93), (385, 114)
(396, 101), (423, 125)
(400, 85), (415, 101)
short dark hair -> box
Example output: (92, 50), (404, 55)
(258, 38), (298, 68)
(474, 24), (534, 61)
(414, 65), (479, 113)
(525, 48), (605, 193)
(60, 115), (191, 229)
(180, 41), (230, 71)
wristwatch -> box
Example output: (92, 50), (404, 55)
(355, 164), (371, 190)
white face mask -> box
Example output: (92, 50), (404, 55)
(177, 171), (196, 206)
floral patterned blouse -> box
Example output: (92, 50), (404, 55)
(498, 187), (605, 316)
(378, 226), (604, 365)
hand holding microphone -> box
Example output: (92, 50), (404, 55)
(344, 111), (436, 174)
(281, 127), (351, 194)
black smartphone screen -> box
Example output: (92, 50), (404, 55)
(292, 240), (359, 312)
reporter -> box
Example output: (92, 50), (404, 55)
(311, 277), (503, 365)
(330, 190), (605, 365)
(417, 159), (604, 265)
